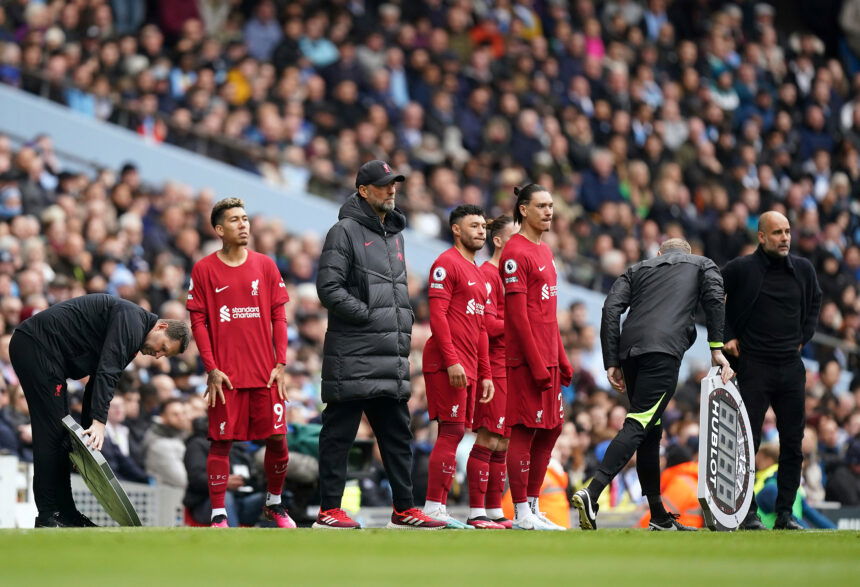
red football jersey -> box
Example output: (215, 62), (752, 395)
(424, 247), (489, 380)
(500, 233), (559, 368)
(186, 250), (289, 388)
(480, 261), (505, 376)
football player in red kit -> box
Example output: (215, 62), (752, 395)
(470, 215), (518, 529)
(500, 184), (573, 531)
(186, 197), (295, 528)
(422, 205), (497, 529)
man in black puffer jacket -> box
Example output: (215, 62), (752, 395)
(313, 160), (444, 530)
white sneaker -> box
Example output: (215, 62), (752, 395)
(512, 512), (556, 531)
(534, 511), (567, 531)
(423, 506), (474, 529)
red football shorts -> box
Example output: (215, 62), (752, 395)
(471, 372), (510, 437)
(208, 386), (286, 441)
(505, 365), (563, 429)
(426, 371), (476, 426)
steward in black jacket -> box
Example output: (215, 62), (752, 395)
(10, 294), (190, 527)
(601, 248), (726, 368)
(575, 239), (732, 532)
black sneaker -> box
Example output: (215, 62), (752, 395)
(34, 512), (74, 528)
(63, 511), (99, 527)
(571, 489), (598, 530)
(649, 512), (697, 531)
(774, 513), (803, 530)
(738, 510), (767, 531)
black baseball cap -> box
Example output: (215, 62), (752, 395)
(355, 160), (405, 188)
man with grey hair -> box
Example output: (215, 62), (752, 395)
(314, 160), (445, 530)
(573, 238), (733, 531)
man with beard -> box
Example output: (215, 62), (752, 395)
(422, 205), (498, 529)
(314, 160), (445, 530)
(9, 294), (189, 527)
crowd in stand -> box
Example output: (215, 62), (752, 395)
(0, 0), (859, 516)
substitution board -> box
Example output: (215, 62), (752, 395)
(62, 415), (142, 526)
(697, 367), (756, 531)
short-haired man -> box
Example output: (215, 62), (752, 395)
(10, 293), (189, 527)
(187, 197), (295, 528)
(573, 238), (733, 531)
(422, 205), (498, 529)
(315, 160), (445, 530)
(722, 211), (822, 530)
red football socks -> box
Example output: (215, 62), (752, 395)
(467, 444), (493, 508)
(207, 440), (232, 509)
(486, 449), (507, 510)
(506, 425), (535, 504)
(264, 436), (290, 496)
(426, 421), (465, 503)
(527, 425), (562, 498)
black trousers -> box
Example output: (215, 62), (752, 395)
(593, 353), (680, 496)
(318, 396), (414, 512)
(9, 331), (76, 516)
(738, 353), (806, 516)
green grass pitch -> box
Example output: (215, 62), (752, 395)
(1, 528), (858, 586)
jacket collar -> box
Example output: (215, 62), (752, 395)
(754, 245), (795, 271)
(339, 193), (407, 236)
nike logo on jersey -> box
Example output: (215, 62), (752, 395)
(215, 286), (229, 293)
(538, 266), (546, 271)
(364, 241), (374, 247)
(211, 482), (226, 486)
(467, 281), (477, 286)
(274, 424), (283, 429)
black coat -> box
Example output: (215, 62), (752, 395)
(722, 247), (822, 345)
(316, 194), (414, 402)
(14, 294), (157, 424)
(601, 252), (725, 368)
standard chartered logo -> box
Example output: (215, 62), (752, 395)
(465, 299), (484, 315)
(540, 284), (558, 300)
(220, 305), (261, 322)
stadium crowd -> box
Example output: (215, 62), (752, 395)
(0, 0), (859, 519)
